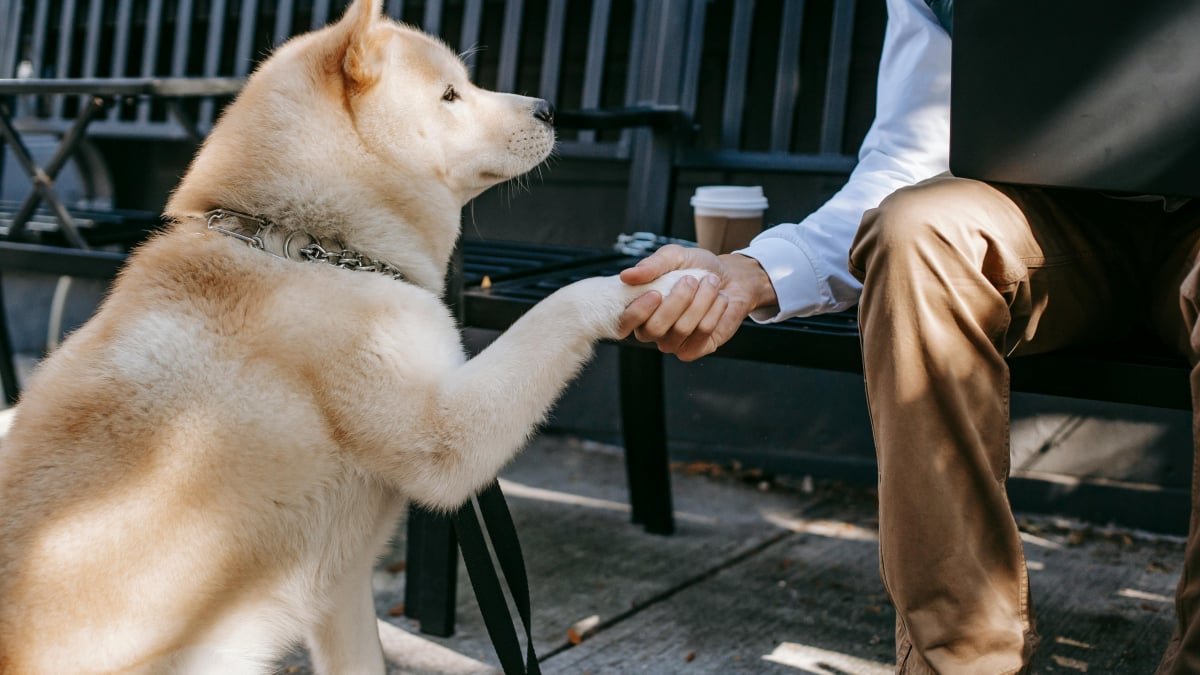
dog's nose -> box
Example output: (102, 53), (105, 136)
(533, 99), (554, 126)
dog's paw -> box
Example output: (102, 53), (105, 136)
(630, 268), (711, 300)
(549, 269), (712, 341)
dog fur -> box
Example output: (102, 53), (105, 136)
(0, 1), (697, 672)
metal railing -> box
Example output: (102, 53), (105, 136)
(0, 0), (880, 164)
(0, 0), (655, 158)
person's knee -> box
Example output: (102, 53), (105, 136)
(850, 177), (984, 283)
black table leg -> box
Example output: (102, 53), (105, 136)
(619, 345), (675, 535)
(0, 272), (19, 405)
(403, 504), (459, 637)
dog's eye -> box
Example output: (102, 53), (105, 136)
(442, 85), (459, 102)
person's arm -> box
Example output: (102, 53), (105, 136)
(620, 0), (952, 359)
(741, 0), (952, 322)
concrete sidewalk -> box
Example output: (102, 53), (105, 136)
(277, 433), (1185, 674)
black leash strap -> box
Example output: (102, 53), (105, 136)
(453, 479), (541, 675)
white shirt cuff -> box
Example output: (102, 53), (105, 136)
(736, 239), (824, 324)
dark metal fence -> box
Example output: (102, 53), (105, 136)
(0, 0), (650, 158)
(0, 0), (880, 164)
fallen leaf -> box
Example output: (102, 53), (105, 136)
(1051, 654), (1089, 671)
(567, 615), (601, 644)
(1054, 636), (1092, 649)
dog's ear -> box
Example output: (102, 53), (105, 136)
(337, 0), (386, 92)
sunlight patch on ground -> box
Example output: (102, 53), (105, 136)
(1019, 531), (1064, 550)
(377, 619), (496, 674)
(497, 478), (718, 525)
(762, 641), (892, 674)
(760, 510), (878, 542)
(1055, 636), (1093, 649)
(1117, 588), (1172, 603)
(1050, 654), (1090, 671)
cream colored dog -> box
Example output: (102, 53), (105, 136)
(0, 1), (698, 672)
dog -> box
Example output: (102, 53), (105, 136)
(0, 1), (699, 672)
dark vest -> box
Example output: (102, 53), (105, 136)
(925, 0), (953, 35)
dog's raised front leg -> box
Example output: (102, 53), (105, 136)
(405, 270), (704, 510)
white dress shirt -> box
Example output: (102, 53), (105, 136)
(738, 0), (952, 322)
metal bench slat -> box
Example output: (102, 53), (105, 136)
(28, 0), (50, 79)
(460, 0), (486, 75)
(234, 0), (259, 78)
(721, 0), (757, 150)
(537, 0), (569, 102)
(311, 0), (334, 31)
(199, 0), (229, 127)
(820, 0), (857, 154)
(678, 148), (857, 174)
(112, 0), (135, 79)
(496, 0), (524, 95)
(422, 0), (443, 37)
(82, 0), (103, 78)
(137, 0), (167, 123)
(0, 241), (128, 279)
(577, 0), (614, 145)
(0, 0), (20, 77)
(170, 0), (196, 77)
(51, 0), (79, 118)
(385, 0), (404, 21)
(275, 0), (297, 45)
(770, 0), (807, 153)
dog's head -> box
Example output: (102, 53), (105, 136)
(167, 0), (555, 288)
(329, 0), (556, 200)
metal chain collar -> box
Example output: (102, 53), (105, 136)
(204, 208), (406, 282)
(295, 241), (407, 280)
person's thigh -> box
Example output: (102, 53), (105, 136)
(853, 175), (1155, 356)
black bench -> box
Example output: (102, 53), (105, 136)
(403, 0), (1193, 635)
(456, 0), (1190, 529)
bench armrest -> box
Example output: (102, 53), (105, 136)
(555, 105), (687, 131)
(0, 241), (127, 279)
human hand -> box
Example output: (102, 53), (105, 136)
(616, 244), (777, 361)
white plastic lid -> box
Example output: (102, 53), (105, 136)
(690, 185), (769, 211)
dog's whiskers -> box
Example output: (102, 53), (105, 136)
(459, 44), (486, 69)
(466, 200), (484, 238)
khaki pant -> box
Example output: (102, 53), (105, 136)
(847, 175), (1200, 674)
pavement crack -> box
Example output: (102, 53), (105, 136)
(539, 527), (797, 661)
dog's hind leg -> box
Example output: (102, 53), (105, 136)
(307, 564), (387, 675)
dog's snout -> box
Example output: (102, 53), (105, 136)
(532, 99), (554, 126)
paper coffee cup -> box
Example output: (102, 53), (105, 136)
(690, 185), (768, 254)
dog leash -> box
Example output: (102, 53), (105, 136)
(453, 480), (541, 675)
